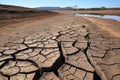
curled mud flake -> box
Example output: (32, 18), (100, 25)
(31, 55), (46, 66)
(2, 67), (20, 76)
(16, 61), (32, 67)
(3, 50), (16, 55)
(44, 40), (58, 47)
(0, 55), (12, 61)
(59, 64), (71, 72)
(75, 42), (88, 50)
(28, 49), (42, 57)
(20, 65), (38, 73)
(62, 41), (73, 48)
(40, 72), (60, 80)
(10, 74), (26, 80)
(0, 74), (8, 80)
(26, 73), (35, 80)
(41, 48), (59, 56)
(51, 36), (57, 40)
(16, 49), (33, 56)
(7, 44), (27, 50)
(66, 52), (94, 72)
(112, 74), (120, 80)
(28, 42), (44, 47)
(43, 51), (60, 67)
(0, 61), (20, 76)
(28, 43), (38, 47)
(0, 47), (9, 52)
(0, 61), (5, 66)
(24, 40), (33, 44)
(11, 38), (24, 44)
(74, 69), (86, 80)
(16, 53), (30, 59)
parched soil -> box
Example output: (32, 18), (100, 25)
(0, 4), (58, 26)
(0, 14), (120, 80)
(53, 9), (120, 15)
(83, 16), (120, 38)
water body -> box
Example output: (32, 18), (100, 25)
(75, 13), (120, 22)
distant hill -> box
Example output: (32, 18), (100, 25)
(35, 7), (73, 10)
(0, 4), (58, 26)
(0, 4), (58, 20)
(0, 4), (38, 11)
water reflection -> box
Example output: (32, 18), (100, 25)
(75, 13), (120, 22)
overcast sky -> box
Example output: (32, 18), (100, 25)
(0, 0), (120, 8)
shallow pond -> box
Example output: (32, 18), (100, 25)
(75, 13), (120, 22)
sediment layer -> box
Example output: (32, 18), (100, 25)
(0, 15), (119, 80)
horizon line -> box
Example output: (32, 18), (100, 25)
(0, 3), (120, 9)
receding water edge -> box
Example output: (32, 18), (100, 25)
(75, 13), (120, 22)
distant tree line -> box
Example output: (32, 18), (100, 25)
(74, 7), (120, 10)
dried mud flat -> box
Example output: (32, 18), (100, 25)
(0, 15), (120, 80)
(53, 9), (120, 15)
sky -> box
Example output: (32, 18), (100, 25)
(0, 0), (120, 8)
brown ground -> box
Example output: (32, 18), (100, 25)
(0, 5), (120, 80)
(53, 9), (120, 15)
(83, 16), (120, 38)
(0, 4), (58, 26)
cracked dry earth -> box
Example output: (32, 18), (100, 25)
(0, 15), (120, 80)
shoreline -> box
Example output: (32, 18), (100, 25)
(1, 12), (119, 38)
(53, 9), (120, 15)
(82, 16), (120, 38)
(53, 10), (120, 38)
